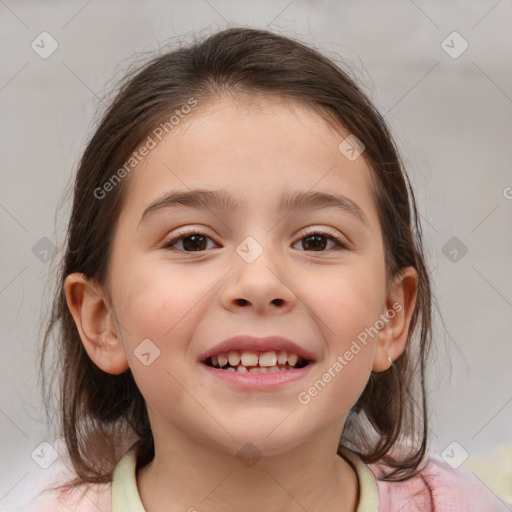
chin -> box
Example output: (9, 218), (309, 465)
(206, 415), (314, 460)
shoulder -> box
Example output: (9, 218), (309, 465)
(367, 450), (511, 512)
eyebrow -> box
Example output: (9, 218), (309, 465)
(138, 188), (370, 228)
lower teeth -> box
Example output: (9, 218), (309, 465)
(218, 363), (294, 372)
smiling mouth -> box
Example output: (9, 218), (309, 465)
(203, 349), (310, 373)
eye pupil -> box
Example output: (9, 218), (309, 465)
(302, 234), (327, 251)
(183, 234), (207, 251)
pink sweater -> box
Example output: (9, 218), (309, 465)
(18, 447), (510, 511)
(368, 453), (510, 511)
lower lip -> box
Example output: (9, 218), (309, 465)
(200, 362), (314, 390)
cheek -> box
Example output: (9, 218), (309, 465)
(111, 260), (208, 426)
(110, 256), (221, 401)
(297, 304), (377, 424)
(112, 256), (210, 345)
(296, 254), (384, 411)
(308, 257), (386, 349)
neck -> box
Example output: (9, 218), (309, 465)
(137, 424), (359, 512)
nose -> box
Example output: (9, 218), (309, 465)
(220, 238), (297, 315)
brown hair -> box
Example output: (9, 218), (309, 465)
(40, 26), (434, 487)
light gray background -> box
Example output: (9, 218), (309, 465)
(1, 0), (511, 509)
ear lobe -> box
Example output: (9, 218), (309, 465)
(372, 267), (419, 373)
(64, 273), (129, 375)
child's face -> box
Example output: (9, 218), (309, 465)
(102, 96), (401, 456)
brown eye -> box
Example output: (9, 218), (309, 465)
(162, 232), (216, 252)
(301, 234), (328, 251)
(293, 231), (347, 252)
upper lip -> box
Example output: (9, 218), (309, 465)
(199, 335), (316, 362)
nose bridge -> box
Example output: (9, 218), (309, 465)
(236, 232), (272, 266)
(235, 231), (282, 285)
(222, 231), (296, 312)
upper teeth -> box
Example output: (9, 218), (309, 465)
(210, 350), (303, 371)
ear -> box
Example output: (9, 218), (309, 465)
(371, 266), (418, 373)
(64, 273), (129, 375)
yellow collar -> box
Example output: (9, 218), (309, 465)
(112, 446), (379, 511)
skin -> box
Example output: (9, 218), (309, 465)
(64, 95), (418, 512)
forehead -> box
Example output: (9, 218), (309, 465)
(121, 96), (379, 228)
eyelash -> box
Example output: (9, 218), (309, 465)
(161, 229), (348, 252)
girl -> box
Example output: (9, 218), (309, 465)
(26, 27), (508, 511)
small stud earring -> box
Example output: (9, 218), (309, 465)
(387, 355), (393, 367)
